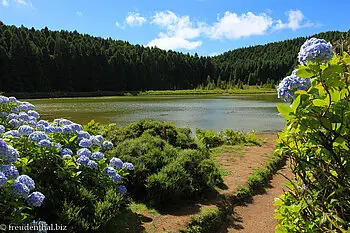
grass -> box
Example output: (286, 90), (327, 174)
(139, 87), (276, 96)
(210, 145), (246, 157)
(129, 202), (159, 215)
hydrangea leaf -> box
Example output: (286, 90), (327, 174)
(291, 95), (301, 114)
(297, 66), (316, 78)
(312, 99), (328, 107)
(277, 104), (292, 117)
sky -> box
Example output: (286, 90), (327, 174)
(1, 0), (350, 56)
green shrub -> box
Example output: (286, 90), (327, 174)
(104, 119), (195, 149)
(196, 129), (224, 148)
(104, 120), (223, 208)
(181, 208), (224, 233)
(275, 42), (350, 231)
(146, 161), (194, 206)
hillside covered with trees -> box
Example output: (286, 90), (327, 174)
(0, 21), (349, 93)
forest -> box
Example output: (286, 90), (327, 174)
(0, 21), (349, 93)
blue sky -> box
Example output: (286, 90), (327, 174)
(1, 0), (350, 56)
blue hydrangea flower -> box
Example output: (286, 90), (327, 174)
(102, 141), (113, 150)
(36, 124), (45, 131)
(0, 171), (7, 187)
(28, 132), (48, 143)
(91, 152), (104, 161)
(28, 116), (37, 122)
(28, 110), (40, 119)
(19, 112), (30, 122)
(11, 182), (30, 198)
(87, 160), (98, 169)
(3, 130), (21, 139)
(123, 162), (134, 171)
(0, 125), (4, 134)
(0, 96), (9, 104)
(27, 192), (45, 207)
(11, 107), (19, 113)
(37, 120), (49, 127)
(38, 139), (53, 148)
(91, 135), (103, 146)
(277, 70), (311, 101)
(70, 123), (82, 132)
(52, 126), (63, 134)
(0, 139), (8, 155)
(79, 138), (92, 148)
(19, 104), (29, 111)
(54, 118), (73, 126)
(19, 102), (35, 111)
(109, 157), (123, 169)
(6, 145), (20, 163)
(76, 155), (90, 166)
(0, 164), (19, 179)
(77, 131), (90, 139)
(77, 148), (91, 157)
(9, 96), (17, 102)
(55, 143), (62, 149)
(104, 167), (117, 176)
(62, 125), (73, 133)
(15, 175), (35, 191)
(7, 113), (18, 120)
(18, 125), (35, 136)
(61, 148), (73, 156)
(110, 174), (121, 183)
(298, 38), (334, 65)
(9, 119), (20, 128)
(28, 120), (37, 127)
(118, 185), (127, 195)
(44, 126), (55, 134)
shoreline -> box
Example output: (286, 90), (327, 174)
(5, 88), (276, 99)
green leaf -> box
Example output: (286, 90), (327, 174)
(291, 95), (301, 113)
(297, 66), (316, 78)
(69, 135), (78, 143)
(277, 104), (292, 117)
(312, 99), (327, 107)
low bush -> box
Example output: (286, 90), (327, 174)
(103, 119), (223, 208)
(180, 208), (224, 233)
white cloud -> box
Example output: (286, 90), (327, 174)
(77, 11), (83, 17)
(148, 10), (202, 50)
(144, 9), (314, 50)
(125, 12), (147, 27)
(274, 9), (313, 31)
(148, 36), (202, 50)
(1, 0), (9, 7)
(15, 0), (32, 7)
(206, 11), (274, 40)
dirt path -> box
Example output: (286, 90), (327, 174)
(140, 133), (279, 233)
(225, 162), (294, 233)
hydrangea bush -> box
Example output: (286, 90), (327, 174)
(0, 97), (134, 231)
(275, 38), (350, 232)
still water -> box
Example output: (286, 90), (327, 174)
(25, 95), (286, 133)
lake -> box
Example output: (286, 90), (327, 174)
(25, 95), (286, 133)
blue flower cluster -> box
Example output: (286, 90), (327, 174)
(0, 139), (45, 206)
(0, 94), (134, 207)
(277, 69), (311, 101)
(298, 37), (334, 65)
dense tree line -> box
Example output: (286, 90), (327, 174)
(0, 21), (349, 93)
